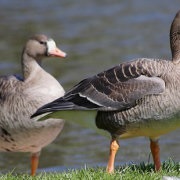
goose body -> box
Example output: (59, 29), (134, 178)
(0, 34), (66, 175)
(95, 59), (180, 139)
(32, 11), (180, 173)
(0, 67), (64, 153)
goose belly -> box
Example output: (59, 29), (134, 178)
(119, 115), (180, 139)
(0, 83), (65, 152)
(96, 93), (180, 139)
(0, 118), (65, 152)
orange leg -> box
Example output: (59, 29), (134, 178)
(31, 152), (40, 176)
(150, 139), (161, 171)
(106, 138), (119, 173)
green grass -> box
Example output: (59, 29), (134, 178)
(0, 159), (179, 180)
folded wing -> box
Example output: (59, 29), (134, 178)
(32, 59), (166, 118)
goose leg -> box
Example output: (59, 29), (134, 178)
(31, 151), (41, 176)
(150, 139), (161, 171)
(106, 138), (119, 173)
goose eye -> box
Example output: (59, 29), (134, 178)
(39, 41), (46, 45)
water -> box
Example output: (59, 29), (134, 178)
(0, 0), (179, 173)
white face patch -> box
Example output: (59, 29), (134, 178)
(47, 39), (56, 54)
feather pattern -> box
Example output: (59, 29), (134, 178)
(0, 34), (66, 175)
(31, 10), (180, 174)
(32, 58), (167, 116)
(32, 10), (180, 139)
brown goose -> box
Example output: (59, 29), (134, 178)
(0, 34), (66, 176)
(32, 11), (180, 173)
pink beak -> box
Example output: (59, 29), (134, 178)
(48, 47), (66, 58)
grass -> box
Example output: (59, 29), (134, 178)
(0, 159), (179, 180)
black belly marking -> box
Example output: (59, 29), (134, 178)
(0, 127), (15, 142)
(1, 128), (11, 136)
(4, 148), (11, 152)
(31, 145), (37, 148)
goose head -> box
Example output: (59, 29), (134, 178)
(170, 10), (180, 64)
(23, 34), (66, 60)
(21, 34), (66, 79)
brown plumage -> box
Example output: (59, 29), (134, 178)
(32, 11), (180, 173)
(0, 34), (66, 176)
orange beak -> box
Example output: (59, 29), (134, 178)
(48, 47), (66, 58)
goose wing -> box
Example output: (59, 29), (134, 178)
(32, 58), (166, 117)
(0, 75), (22, 102)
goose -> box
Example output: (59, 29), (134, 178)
(0, 34), (66, 176)
(32, 10), (180, 173)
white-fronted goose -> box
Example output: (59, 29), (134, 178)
(32, 11), (180, 173)
(0, 34), (66, 176)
